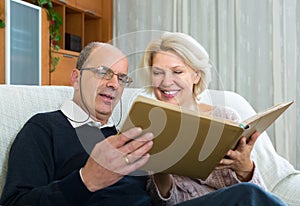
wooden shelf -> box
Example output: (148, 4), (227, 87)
(49, 0), (112, 85)
(77, 0), (102, 17)
(0, 0), (113, 85)
(50, 49), (79, 86)
(51, 0), (110, 52)
(0, 0), (5, 84)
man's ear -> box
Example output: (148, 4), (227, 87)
(71, 68), (80, 89)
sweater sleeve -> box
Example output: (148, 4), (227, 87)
(0, 116), (93, 206)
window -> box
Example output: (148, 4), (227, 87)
(5, 0), (41, 85)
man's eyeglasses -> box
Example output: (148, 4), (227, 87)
(81, 66), (133, 87)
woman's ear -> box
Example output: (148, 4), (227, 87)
(193, 71), (201, 84)
(70, 68), (80, 89)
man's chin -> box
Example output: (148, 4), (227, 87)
(96, 106), (113, 115)
(96, 104), (115, 112)
(94, 111), (112, 122)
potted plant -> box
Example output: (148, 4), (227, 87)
(0, 12), (4, 28)
(32, 0), (62, 72)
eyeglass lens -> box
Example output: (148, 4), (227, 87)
(97, 66), (132, 86)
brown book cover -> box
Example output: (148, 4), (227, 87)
(119, 95), (294, 180)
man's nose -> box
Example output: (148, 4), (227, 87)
(106, 74), (119, 89)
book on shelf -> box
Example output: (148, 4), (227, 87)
(119, 95), (294, 180)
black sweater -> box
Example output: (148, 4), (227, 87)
(0, 111), (151, 206)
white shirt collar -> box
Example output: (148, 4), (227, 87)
(60, 100), (115, 129)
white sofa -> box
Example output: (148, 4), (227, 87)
(0, 84), (299, 205)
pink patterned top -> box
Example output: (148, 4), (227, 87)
(147, 106), (267, 206)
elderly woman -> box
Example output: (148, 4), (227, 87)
(140, 31), (286, 206)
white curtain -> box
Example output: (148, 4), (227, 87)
(113, 0), (300, 169)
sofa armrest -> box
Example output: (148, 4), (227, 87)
(272, 172), (300, 205)
(252, 132), (300, 205)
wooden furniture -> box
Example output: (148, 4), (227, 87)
(41, 9), (50, 85)
(0, 0), (5, 84)
(48, 0), (113, 86)
(0, 0), (113, 86)
(50, 49), (78, 85)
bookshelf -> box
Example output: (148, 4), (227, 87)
(0, 0), (113, 85)
(0, 1), (5, 84)
(49, 0), (113, 85)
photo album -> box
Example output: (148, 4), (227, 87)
(119, 95), (293, 179)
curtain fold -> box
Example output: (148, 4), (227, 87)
(296, 0), (300, 169)
(113, 0), (300, 169)
(272, 0), (298, 167)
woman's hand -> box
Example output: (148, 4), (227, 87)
(153, 173), (173, 198)
(216, 131), (260, 182)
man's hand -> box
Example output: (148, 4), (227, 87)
(81, 127), (153, 192)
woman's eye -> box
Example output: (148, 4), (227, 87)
(174, 71), (183, 74)
(153, 71), (163, 75)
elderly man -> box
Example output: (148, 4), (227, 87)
(0, 42), (154, 206)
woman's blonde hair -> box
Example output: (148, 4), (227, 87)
(141, 32), (212, 100)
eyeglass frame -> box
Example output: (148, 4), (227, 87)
(80, 66), (133, 87)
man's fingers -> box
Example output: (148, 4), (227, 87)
(117, 153), (151, 175)
(120, 132), (154, 154)
(124, 140), (153, 164)
(108, 127), (143, 148)
(88, 128), (153, 176)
